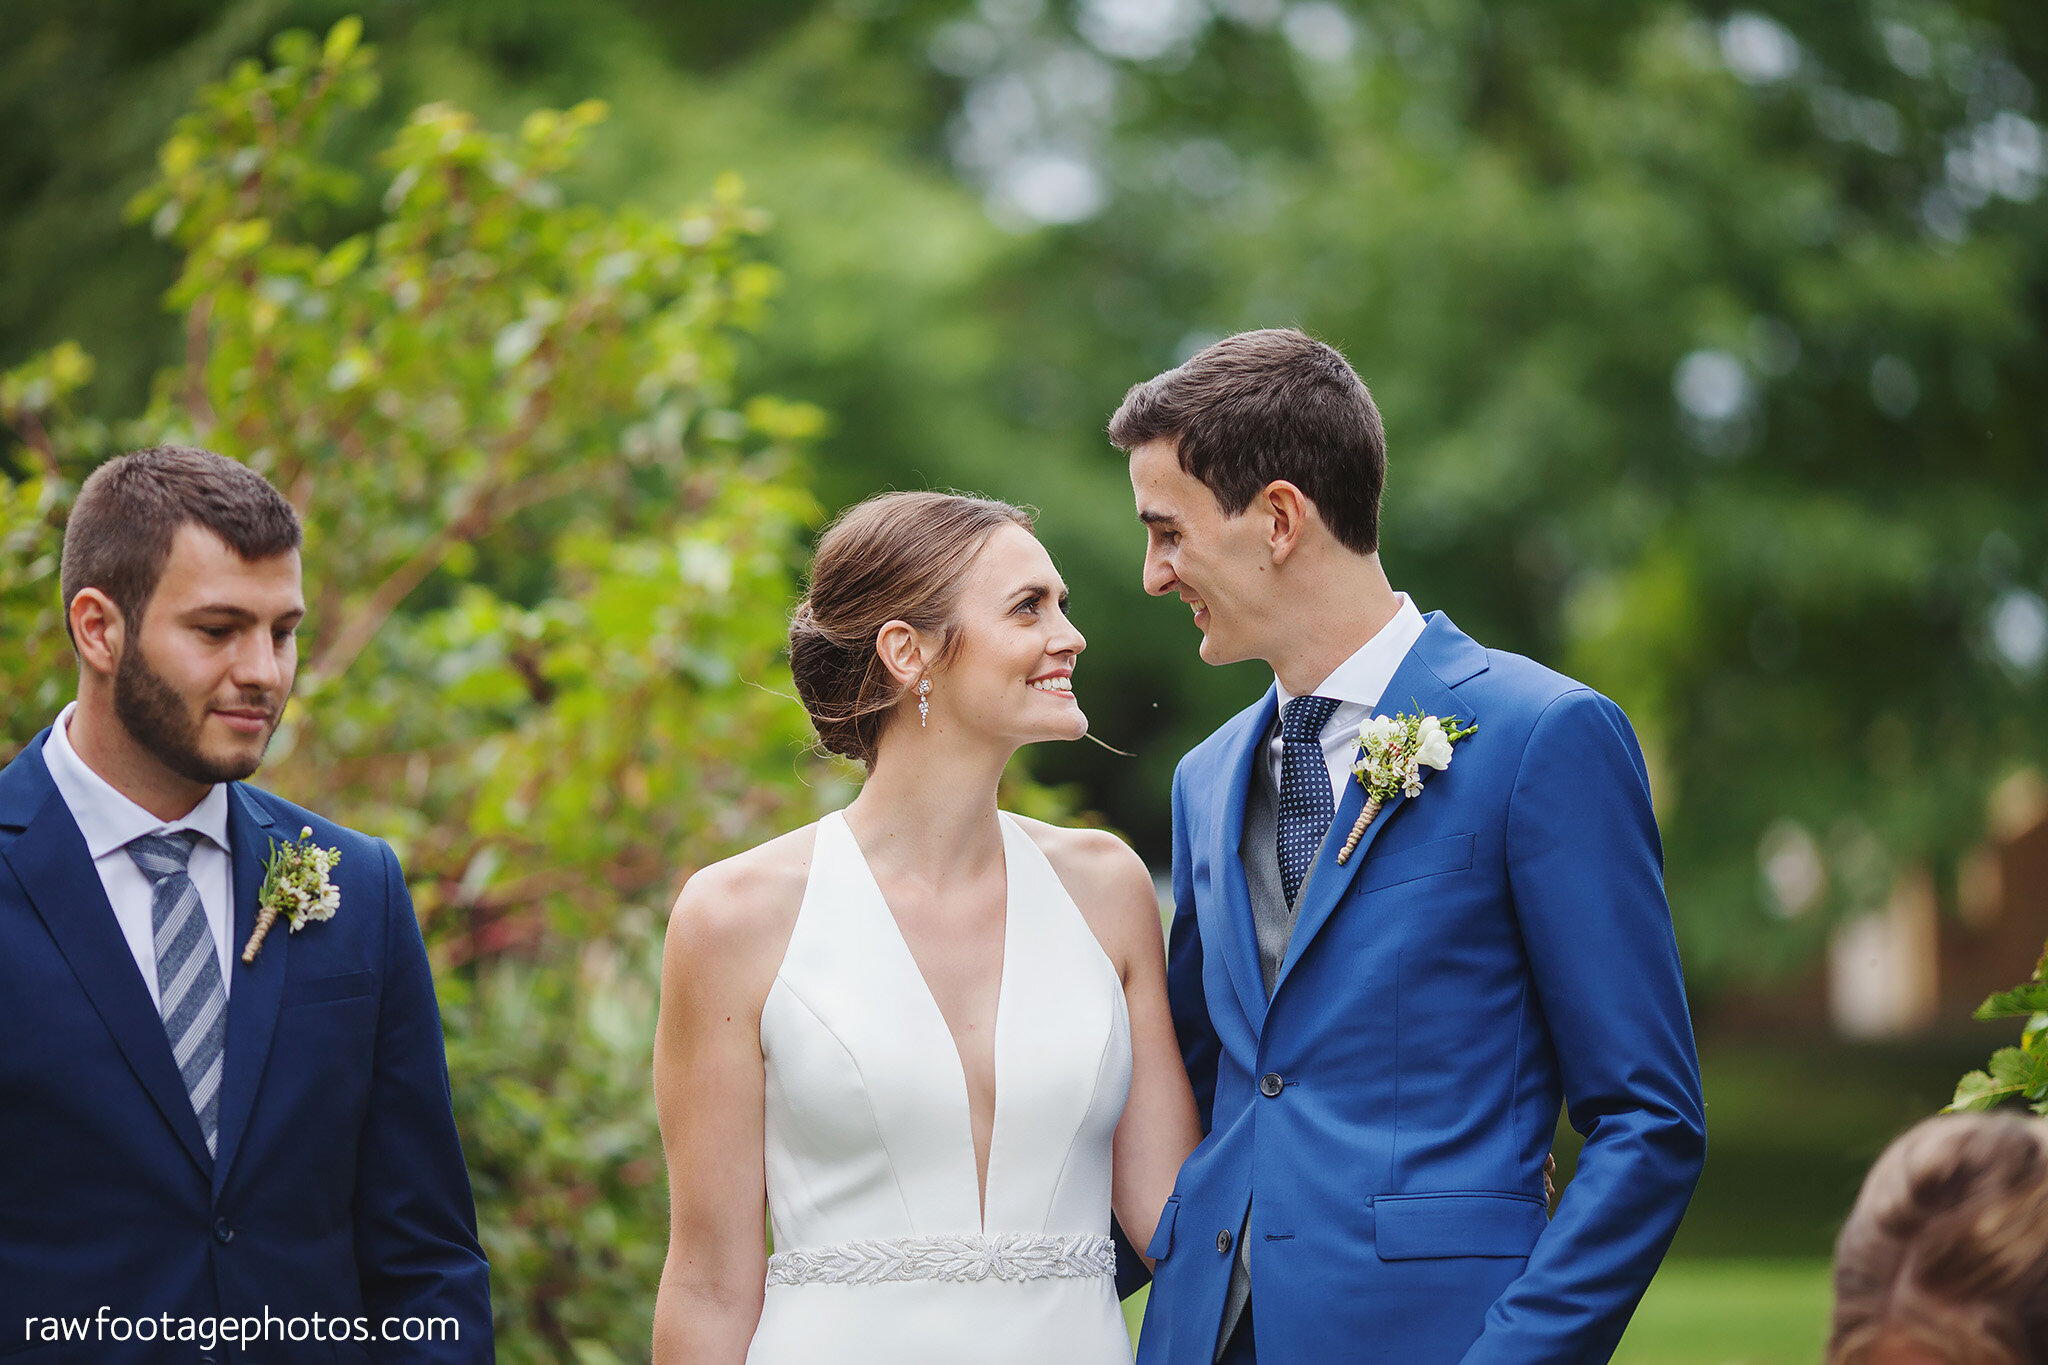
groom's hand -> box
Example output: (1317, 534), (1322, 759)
(1544, 1153), (1558, 1214)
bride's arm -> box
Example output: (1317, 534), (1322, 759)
(651, 858), (789, 1365)
(1108, 850), (1204, 1269)
(1039, 826), (1204, 1268)
(1025, 820), (1202, 1267)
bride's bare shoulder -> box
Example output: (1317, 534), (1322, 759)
(663, 823), (820, 985)
(1008, 814), (1159, 962)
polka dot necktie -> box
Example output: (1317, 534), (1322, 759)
(1277, 695), (1341, 908)
(126, 830), (227, 1158)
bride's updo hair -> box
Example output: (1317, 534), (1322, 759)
(790, 491), (1034, 765)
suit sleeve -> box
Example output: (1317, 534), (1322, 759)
(354, 840), (495, 1363)
(1166, 760), (1221, 1136)
(1461, 690), (1706, 1365)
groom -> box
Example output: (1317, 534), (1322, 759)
(1116, 331), (1705, 1364)
(1, 446), (491, 1362)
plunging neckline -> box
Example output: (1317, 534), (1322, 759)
(833, 810), (1014, 1231)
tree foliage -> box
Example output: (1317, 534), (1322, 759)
(1, 23), (832, 1361)
(0, 344), (94, 751)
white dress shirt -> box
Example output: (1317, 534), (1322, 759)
(1269, 593), (1428, 809)
(43, 701), (235, 1007)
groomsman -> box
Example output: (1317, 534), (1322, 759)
(1, 446), (492, 1362)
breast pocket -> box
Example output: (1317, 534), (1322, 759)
(286, 970), (375, 1007)
(1354, 832), (1475, 896)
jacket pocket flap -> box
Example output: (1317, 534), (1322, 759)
(1357, 832), (1475, 895)
(1146, 1197), (1179, 1260)
(1373, 1192), (1545, 1260)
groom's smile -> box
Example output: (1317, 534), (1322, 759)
(1129, 437), (1272, 667)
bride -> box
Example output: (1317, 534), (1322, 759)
(651, 491), (1201, 1364)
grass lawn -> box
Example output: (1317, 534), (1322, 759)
(1613, 1259), (1832, 1364)
(1123, 1258), (1834, 1363)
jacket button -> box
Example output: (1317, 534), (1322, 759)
(213, 1217), (234, 1244)
(1260, 1072), (1284, 1097)
(1216, 1229), (1233, 1253)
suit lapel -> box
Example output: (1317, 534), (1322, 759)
(0, 736), (213, 1177)
(1274, 615), (1481, 994)
(1203, 688), (1278, 1036)
(213, 784), (284, 1195)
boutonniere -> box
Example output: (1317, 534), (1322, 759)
(1336, 709), (1477, 865)
(240, 826), (341, 964)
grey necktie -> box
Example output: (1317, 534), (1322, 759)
(126, 831), (227, 1158)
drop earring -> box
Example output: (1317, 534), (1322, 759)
(917, 678), (931, 728)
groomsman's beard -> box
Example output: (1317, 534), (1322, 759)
(112, 640), (282, 785)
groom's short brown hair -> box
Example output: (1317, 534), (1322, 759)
(60, 445), (302, 638)
(1107, 328), (1386, 554)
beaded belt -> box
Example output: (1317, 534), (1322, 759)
(765, 1233), (1116, 1287)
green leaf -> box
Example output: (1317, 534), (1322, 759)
(1987, 1046), (2048, 1097)
(1946, 1069), (2014, 1113)
(323, 16), (362, 65)
(313, 234), (368, 287)
(1975, 982), (2048, 1020)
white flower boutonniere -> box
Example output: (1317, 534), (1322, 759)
(240, 826), (341, 964)
(1335, 709), (1478, 865)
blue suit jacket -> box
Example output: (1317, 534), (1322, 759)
(1137, 614), (1705, 1365)
(0, 731), (492, 1364)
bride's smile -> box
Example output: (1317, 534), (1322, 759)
(915, 521), (1090, 747)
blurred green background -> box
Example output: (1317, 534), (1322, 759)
(3, 1), (2045, 1360)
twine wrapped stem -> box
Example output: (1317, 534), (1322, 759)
(1336, 796), (1383, 865)
(240, 904), (282, 964)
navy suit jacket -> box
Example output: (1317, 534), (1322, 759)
(0, 731), (491, 1364)
(1137, 614), (1706, 1365)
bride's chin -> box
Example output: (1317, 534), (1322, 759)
(1019, 714), (1089, 744)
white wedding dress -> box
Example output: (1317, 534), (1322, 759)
(746, 810), (1135, 1365)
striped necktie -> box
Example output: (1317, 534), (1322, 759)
(126, 831), (227, 1159)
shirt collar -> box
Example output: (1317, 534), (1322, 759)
(44, 702), (232, 861)
(1274, 592), (1427, 713)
